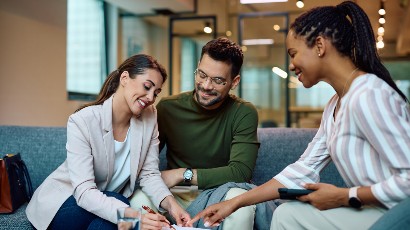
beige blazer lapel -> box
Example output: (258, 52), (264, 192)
(102, 96), (115, 187)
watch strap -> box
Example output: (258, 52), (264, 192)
(348, 186), (362, 208)
(349, 186), (359, 199)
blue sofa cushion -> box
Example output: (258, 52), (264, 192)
(254, 128), (345, 187)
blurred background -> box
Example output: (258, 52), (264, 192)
(1, 0), (409, 128)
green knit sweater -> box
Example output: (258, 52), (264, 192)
(157, 91), (260, 189)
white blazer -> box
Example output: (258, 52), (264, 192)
(26, 96), (171, 230)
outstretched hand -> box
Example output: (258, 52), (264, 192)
(187, 200), (235, 228)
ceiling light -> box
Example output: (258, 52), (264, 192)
(378, 1), (386, 15)
(240, 0), (288, 4)
(296, 0), (304, 8)
(379, 15), (385, 24)
(203, 22), (212, 34)
(376, 40), (385, 49)
(242, 39), (274, 45)
(272, 67), (288, 78)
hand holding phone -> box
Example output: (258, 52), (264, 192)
(278, 188), (314, 200)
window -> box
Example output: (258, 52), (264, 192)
(66, 0), (106, 100)
(180, 38), (199, 92)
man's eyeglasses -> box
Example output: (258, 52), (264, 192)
(194, 69), (227, 86)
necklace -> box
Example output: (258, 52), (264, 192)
(335, 67), (359, 117)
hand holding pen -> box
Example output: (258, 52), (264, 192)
(142, 205), (176, 230)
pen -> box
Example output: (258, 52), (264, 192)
(142, 205), (176, 230)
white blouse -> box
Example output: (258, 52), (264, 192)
(106, 128), (131, 192)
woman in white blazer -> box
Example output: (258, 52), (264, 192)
(26, 54), (190, 230)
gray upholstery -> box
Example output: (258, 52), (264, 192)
(255, 128), (345, 187)
(0, 125), (345, 229)
(0, 126), (67, 229)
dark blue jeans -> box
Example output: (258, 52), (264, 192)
(49, 191), (129, 230)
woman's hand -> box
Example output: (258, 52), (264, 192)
(188, 200), (236, 228)
(140, 213), (172, 230)
(297, 183), (349, 210)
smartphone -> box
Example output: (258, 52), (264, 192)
(278, 188), (314, 200)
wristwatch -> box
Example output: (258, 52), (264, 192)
(348, 187), (362, 209)
(183, 168), (193, 184)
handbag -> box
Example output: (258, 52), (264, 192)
(0, 153), (33, 214)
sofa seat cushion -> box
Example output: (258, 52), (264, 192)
(0, 204), (32, 229)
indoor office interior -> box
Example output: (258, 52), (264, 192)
(1, 0), (409, 128)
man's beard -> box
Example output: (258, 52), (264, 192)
(194, 85), (224, 108)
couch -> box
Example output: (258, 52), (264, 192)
(0, 125), (345, 229)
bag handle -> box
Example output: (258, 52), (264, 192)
(11, 159), (33, 200)
(20, 160), (33, 198)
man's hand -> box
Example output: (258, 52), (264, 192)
(161, 169), (184, 188)
(168, 202), (192, 227)
(297, 183), (349, 210)
(160, 196), (192, 227)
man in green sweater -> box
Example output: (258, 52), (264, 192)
(130, 37), (261, 229)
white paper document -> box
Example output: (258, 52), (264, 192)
(162, 225), (208, 230)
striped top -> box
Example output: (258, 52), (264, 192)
(275, 74), (410, 209)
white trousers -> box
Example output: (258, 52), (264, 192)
(271, 201), (387, 230)
(130, 186), (256, 230)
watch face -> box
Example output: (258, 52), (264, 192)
(184, 170), (193, 179)
(349, 197), (362, 208)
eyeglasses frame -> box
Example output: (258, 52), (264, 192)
(194, 69), (228, 87)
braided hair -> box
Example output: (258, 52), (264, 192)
(290, 1), (407, 102)
(76, 54), (167, 112)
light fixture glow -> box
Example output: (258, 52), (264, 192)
(240, 0), (287, 4)
(273, 25), (280, 31)
(272, 67), (288, 78)
(296, 0), (304, 8)
(226, 30), (232, 36)
(242, 39), (274, 45)
(378, 1), (386, 15)
(376, 40), (385, 49)
(204, 22), (212, 34)
(241, 46), (248, 52)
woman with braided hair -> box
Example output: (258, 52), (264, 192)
(188, 1), (410, 229)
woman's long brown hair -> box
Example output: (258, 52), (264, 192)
(75, 54), (167, 112)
